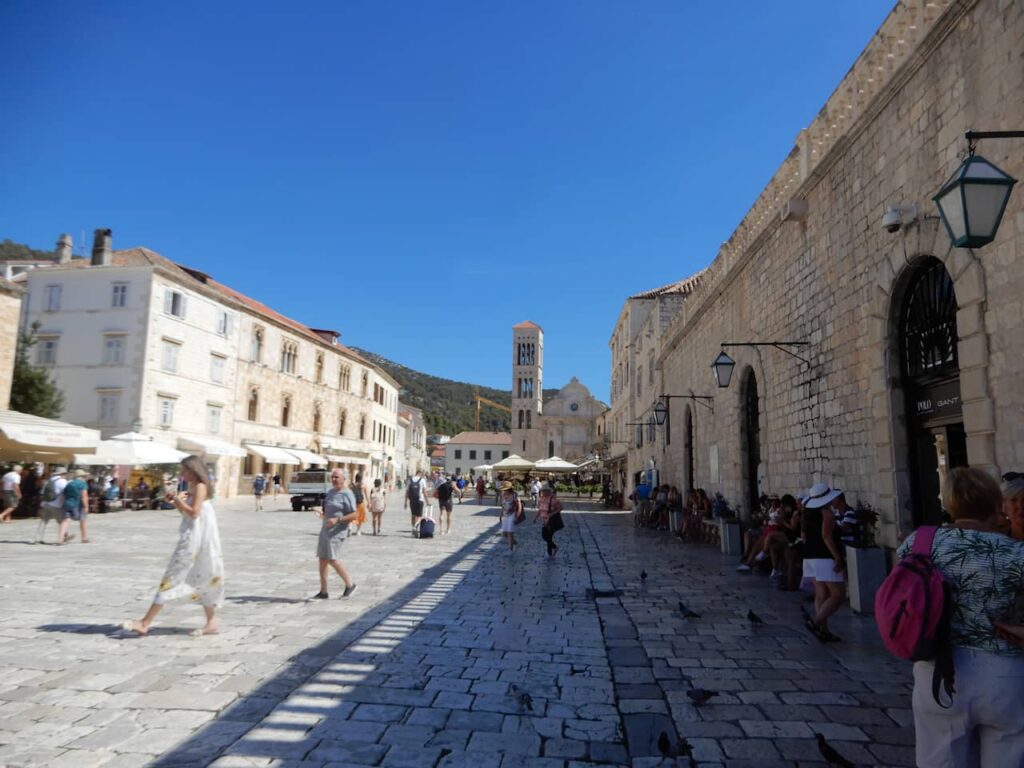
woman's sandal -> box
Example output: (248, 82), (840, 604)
(119, 620), (148, 636)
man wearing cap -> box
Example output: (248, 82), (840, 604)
(801, 482), (846, 642)
(38, 467), (70, 543)
(58, 469), (91, 545)
(1, 464), (23, 523)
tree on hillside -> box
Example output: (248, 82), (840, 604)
(0, 239), (55, 262)
(9, 323), (65, 418)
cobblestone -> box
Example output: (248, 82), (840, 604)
(0, 496), (915, 766)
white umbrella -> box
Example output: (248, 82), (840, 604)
(533, 456), (580, 473)
(74, 432), (187, 466)
(472, 464), (493, 472)
(491, 454), (535, 471)
(0, 409), (100, 462)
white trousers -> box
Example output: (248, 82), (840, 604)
(914, 648), (1024, 768)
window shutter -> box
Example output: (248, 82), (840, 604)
(164, 290), (173, 314)
(180, 294), (188, 319)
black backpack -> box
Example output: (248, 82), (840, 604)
(407, 478), (421, 501)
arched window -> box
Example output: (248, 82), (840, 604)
(548, 440), (554, 458)
(281, 395), (291, 427)
(518, 410), (524, 428)
(251, 327), (264, 363)
(315, 353), (324, 384)
(339, 409), (347, 436)
(359, 415), (366, 439)
(247, 388), (259, 421)
(526, 411), (531, 428)
(361, 371), (369, 398)
(312, 404), (321, 433)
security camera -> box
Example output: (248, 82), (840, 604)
(882, 204), (919, 233)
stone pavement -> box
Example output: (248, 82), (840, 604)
(0, 494), (915, 767)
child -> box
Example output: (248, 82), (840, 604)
(499, 481), (521, 553)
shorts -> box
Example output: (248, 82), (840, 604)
(254, 491), (264, 497)
(802, 558), (845, 583)
(63, 505), (84, 522)
(439, 500), (453, 513)
(273, 483), (282, 491)
(409, 500), (424, 518)
(3, 491), (16, 509)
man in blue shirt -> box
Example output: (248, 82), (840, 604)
(58, 469), (90, 544)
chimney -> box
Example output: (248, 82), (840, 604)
(56, 233), (73, 264)
(91, 228), (112, 266)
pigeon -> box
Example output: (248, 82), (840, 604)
(641, 569), (648, 581)
(686, 688), (718, 706)
(657, 731), (672, 757)
(675, 736), (693, 757)
(816, 733), (855, 767)
(747, 609), (766, 627)
(678, 601), (701, 619)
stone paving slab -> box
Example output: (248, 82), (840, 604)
(0, 495), (915, 766)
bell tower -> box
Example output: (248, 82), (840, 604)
(511, 321), (543, 459)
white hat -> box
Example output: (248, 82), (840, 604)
(52, 466), (68, 475)
(804, 482), (843, 509)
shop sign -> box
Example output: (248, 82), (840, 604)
(915, 380), (962, 420)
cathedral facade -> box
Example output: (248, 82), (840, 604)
(511, 321), (608, 462)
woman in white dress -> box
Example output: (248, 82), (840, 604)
(122, 455), (225, 636)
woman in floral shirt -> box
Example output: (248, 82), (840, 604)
(896, 467), (1024, 767)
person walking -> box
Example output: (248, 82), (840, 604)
(476, 476), (486, 504)
(121, 455), (225, 636)
(533, 482), (564, 558)
(435, 475), (455, 535)
(252, 474), (266, 511)
(801, 483), (846, 642)
(57, 469), (90, 544)
(352, 472), (369, 536)
(499, 481), (521, 554)
(898, 467), (1024, 767)
(272, 473), (282, 500)
(368, 478), (386, 535)
(1, 464), (23, 523)
(38, 467), (69, 544)
(405, 471), (427, 536)
(312, 468), (358, 599)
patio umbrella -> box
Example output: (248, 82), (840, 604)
(472, 464), (493, 472)
(533, 456), (580, 473)
(73, 432), (187, 466)
(491, 454), (535, 472)
(0, 409), (100, 462)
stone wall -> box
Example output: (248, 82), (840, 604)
(0, 283), (23, 409)
(656, 0), (1023, 545)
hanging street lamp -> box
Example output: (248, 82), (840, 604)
(934, 130), (1021, 249)
(711, 351), (736, 389)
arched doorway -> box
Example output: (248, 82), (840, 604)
(684, 406), (695, 492)
(740, 369), (760, 520)
(899, 258), (965, 526)
(548, 440), (555, 458)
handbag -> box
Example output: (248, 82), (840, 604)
(547, 510), (564, 533)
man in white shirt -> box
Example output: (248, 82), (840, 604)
(38, 467), (69, 543)
(1, 464), (23, 523)
(530, 478), (541, 508)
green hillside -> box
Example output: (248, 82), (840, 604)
(352, 348), (557, 436)
(0, 239), (55, 262)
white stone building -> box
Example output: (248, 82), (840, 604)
(397, 404), (427, 480)
(443, 432), (511, 478)
(0, 279), (25, 409)
(20, 230), (399, 498)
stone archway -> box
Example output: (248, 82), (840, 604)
(867, 218), (996, 542)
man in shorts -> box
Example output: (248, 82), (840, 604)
(435, 475), (455, 535)
(1, 464), (23, 523)
(272, 474), (283, 499)
(404, 471), (427, 536)
(58, 469), (90, 544)
(252, 474), (266, 511)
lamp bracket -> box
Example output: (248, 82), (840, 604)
(721, 341), (810, 365)
(659, 392), (714, 412)
(965, 130), (1024, 156)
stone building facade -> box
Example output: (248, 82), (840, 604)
(0, 279), (25, 409)
(511, 321), (609, 462)
(19, 231), (399, 498)
(636, 0), (1023, 547)
(444, 431), (511, 478)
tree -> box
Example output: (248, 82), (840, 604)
(9, 322), (65, 418)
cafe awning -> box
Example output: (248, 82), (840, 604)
(0, 409), (100, 461)
(178, 435), (247, 457)
(286, 448), (328, 466)
(326, 454), (369, 464)
(74, 432), (187, 466)
(246, 443), (300, 465)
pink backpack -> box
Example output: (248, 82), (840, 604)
(874, 525), (955, 705)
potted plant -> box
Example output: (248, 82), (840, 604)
(845, 501), (887, 614)
(713, 493), (743, 556)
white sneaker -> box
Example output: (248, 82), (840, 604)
(736, 563), (752, 572)
(754, 551), (768, 562)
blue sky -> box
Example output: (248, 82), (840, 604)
(1, 1), (895, 402)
